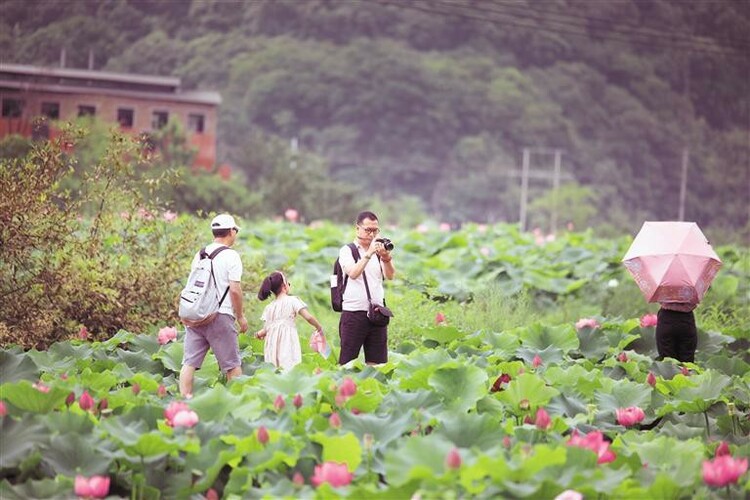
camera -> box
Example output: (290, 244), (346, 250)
(376, 238), (394, 251)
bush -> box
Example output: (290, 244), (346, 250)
(0, 125), (199, 348)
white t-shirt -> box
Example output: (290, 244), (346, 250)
(339, 241), (385, 312)
(190, 243), (242, 317)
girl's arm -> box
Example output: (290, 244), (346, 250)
(255, 328), (267, 339)
(299, 308), (323, 332)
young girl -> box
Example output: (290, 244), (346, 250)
(255, 271), (324, 370)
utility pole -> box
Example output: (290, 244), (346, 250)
(519, 148), (530, 232)
(678, 148), (689, 221)
(551, 149), (562, 233)
(518, 148), (566, 232)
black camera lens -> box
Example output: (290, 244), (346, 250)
(376, 238), (394, 251)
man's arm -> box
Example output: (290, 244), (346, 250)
(228, 280), (248, 333)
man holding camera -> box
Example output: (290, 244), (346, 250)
(338, 211), (396, 365)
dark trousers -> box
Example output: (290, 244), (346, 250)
(655, 308), (697, 363)
(338, 311), (388, 364)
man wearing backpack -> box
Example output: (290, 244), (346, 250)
(179, 214), (248, 397)
(337, 211), (396, 365)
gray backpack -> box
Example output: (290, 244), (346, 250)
(178, 246), (230, 325)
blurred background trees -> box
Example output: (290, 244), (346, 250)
(1, 0), (747, 239)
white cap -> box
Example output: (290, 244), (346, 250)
(211, 214), (240, 231)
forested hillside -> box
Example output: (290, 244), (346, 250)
(2, 0), (748, 237)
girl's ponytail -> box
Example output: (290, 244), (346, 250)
(257, 271), (284, 300)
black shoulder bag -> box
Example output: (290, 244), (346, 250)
(360, 256), (394, 327)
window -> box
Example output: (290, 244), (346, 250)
(152, 111), (168, 129)
(117, 108), (134, 128)
(2, 98), (24, 118)
(187, 113), (205, 133)
(41, 102), (60, 119)
(78, 105), (96, 117)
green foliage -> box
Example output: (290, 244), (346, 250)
(0, 126), (200, 348)
(3, 1), (748, 235)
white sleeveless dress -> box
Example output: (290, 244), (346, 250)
(261, 295), (306, 370)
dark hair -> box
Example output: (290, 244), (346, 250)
(212, 228), (232, 238)
(258, 271), (285, 300)
(356, 211), (378, 224)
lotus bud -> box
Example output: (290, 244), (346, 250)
(257, 426), (269, 445)
(79, 391), (94, 411)
(329, 412), (342, 429)
(293, 393), (303, 409)
(274, 394), (286, 411)
(445, 448), (462, 469)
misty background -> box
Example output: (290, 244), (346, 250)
(1, 0), (748, 241)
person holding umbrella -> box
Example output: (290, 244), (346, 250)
(622, 221), (722, 363)
(655, 301), (698, 362)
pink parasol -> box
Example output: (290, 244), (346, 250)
(622, 221), (722, 304)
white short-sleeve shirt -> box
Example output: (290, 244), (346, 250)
(190, 243), (242, 317)
(339, 241), (384, 311)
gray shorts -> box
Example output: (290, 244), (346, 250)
(182, 313), (241, 373)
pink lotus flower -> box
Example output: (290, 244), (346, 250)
(617, 352), (628, 362)
(575, 318), (600, 330)
(416, 224), (429, 233)
(74, 475), (110, 498)
(137, 207), (153, 220)
(338, 378), (357, 398)
(616, 406), (646, 427)
(33, 382), (50, 393)
(162, 210), (177, 222)
(491, 373), (511, 392)
(715, 441), (730, 457)
(567, 430), (616, 464)
(97, 399), (108, 411)
(66, 392), (76, 406)
(311, 461), (353, 488)
(217, 164), (232, 180)
(293, 393), (303, 409)
(157, 326), (177, 345)
(435, 312), (447, 325)
(284, 208), (300, 223)
(79, 391), (94, 411)
(646, 372), (657, 387)
(329, 412), (342, 428)
(502, 436), (511, 448)
(480, 246), (490, 256)
(205, 488), (219, 500)
(702, 455), (748, 487)
(640, 313), (658, 328)
(78, 326), (89, 340)
(439, 222), (451, 232)
(554, 490), (583, 500)
(535, 407), (552, 430)
(158, 385), (167, 398)
(681, 366), (690, 376)
(274, 395), (286, 411)
(445, 447), (462, 469)
(131, 384), (141, 395)
(532, 354), (543, 368)
(0, 401), (6, 417)
(172, 409), (199, 428)
(257, 426), (269, 445)
(292, 472), (305, 486)
(164, 401), (191, 426)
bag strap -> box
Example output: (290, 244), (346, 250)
(343, 243), (358, 291)
(205, 245), (230, 307)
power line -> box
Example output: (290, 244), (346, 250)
(484, 0), (750, 51)
(377, 0), (749, 59)
(431, 0), (749, 56)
